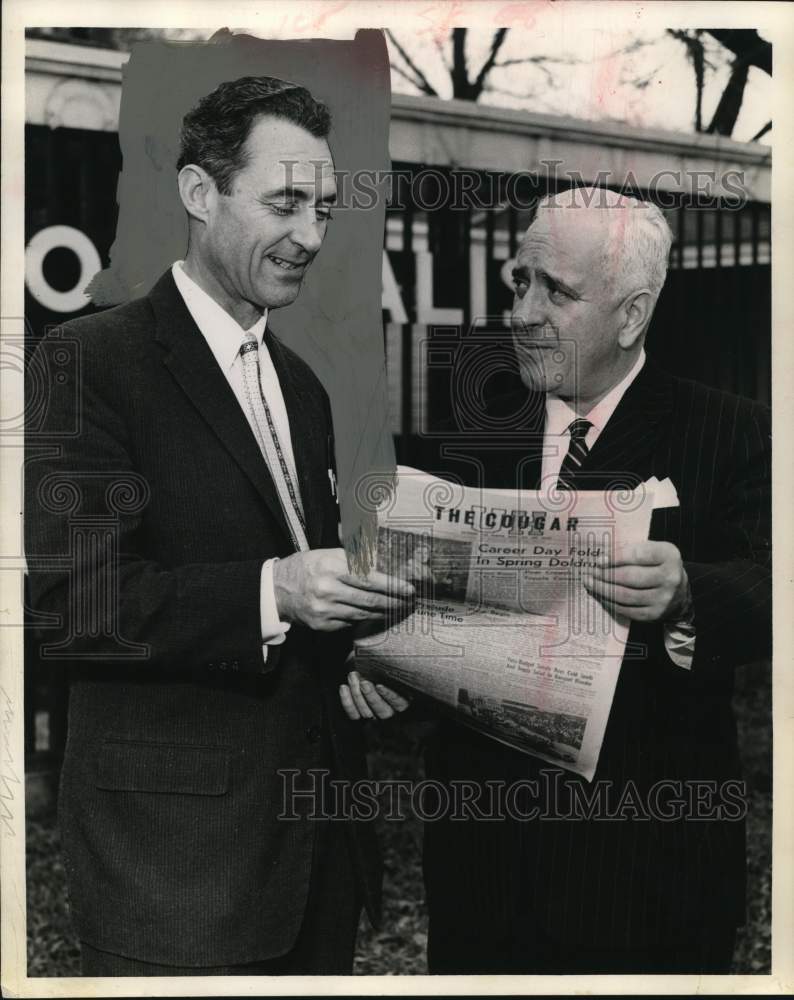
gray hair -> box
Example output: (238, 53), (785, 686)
(533, 187), (673, 300)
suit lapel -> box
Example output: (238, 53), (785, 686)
(149, 270), (296, 547)
(566, 358), (674, 491)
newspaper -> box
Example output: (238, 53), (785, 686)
(354, 467), (656, 780)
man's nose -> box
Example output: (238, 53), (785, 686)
(290, 207), (324, 255)
(511, 282), (547, 332)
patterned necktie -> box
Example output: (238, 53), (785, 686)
(556, 418), (593, 490)
(239, 331), (309, 551)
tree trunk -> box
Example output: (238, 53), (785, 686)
(451, 29), (472, 100)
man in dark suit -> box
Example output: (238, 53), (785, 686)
(25, 76), (413, 976)
(420, 187), (771, 974)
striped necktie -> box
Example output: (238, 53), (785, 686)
(557, 418), (593, 490)
(239, 331), (309, 551)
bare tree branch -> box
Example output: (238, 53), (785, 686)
(749, 120), (772, 142)
(386, 25), (575, 104)
(706, 29), (771, 75)
(494, 54), (576, 69)
(483, 83), (541, 101)
(667, 28), (771, 137)
(433, 36), (451, 74)
(385, 28), (440, 97)
(620, 63), (662, 91)
(602, 36), (657, 59)
(668, 29), (707, 132)
(471, 28), (510, 95)
(707, 57), (750, 135)
(389, 61), (436, 95)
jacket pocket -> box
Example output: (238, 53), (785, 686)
(95, 739), (231, 795)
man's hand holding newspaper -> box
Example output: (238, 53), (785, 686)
(351, 467), (657, 781)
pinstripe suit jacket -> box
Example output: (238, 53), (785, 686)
(423, 357), (771, 950)
(25, 270), (381, 966)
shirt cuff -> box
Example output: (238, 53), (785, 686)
(664, 620), (696, 670)
(260, 558), (291, 663)
(663, 575), (695, 669)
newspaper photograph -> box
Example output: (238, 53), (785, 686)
(355, 468), (656, 780)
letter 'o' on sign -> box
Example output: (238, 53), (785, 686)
(25, 226), (101, 313)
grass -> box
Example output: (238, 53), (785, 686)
(26, 661), (770, 977)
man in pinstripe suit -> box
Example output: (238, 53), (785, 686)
(421, 188), (771, 973)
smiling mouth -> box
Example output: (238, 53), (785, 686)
(267, 254), (306, 271)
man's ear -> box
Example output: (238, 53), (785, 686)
(617, 289), (655, 350)
(177, 164), (216, 225)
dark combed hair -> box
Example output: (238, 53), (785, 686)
(176, 76), (331, 194)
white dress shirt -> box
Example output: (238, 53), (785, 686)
(172, 261), (293, 661)
(540, 350), (695, 669)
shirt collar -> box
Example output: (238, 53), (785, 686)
(172, 260), (268, 372)
(545, 349), (646, 437)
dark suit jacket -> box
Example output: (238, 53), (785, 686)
(421, 358), (771, 951)
(24, 270), (380, 966)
